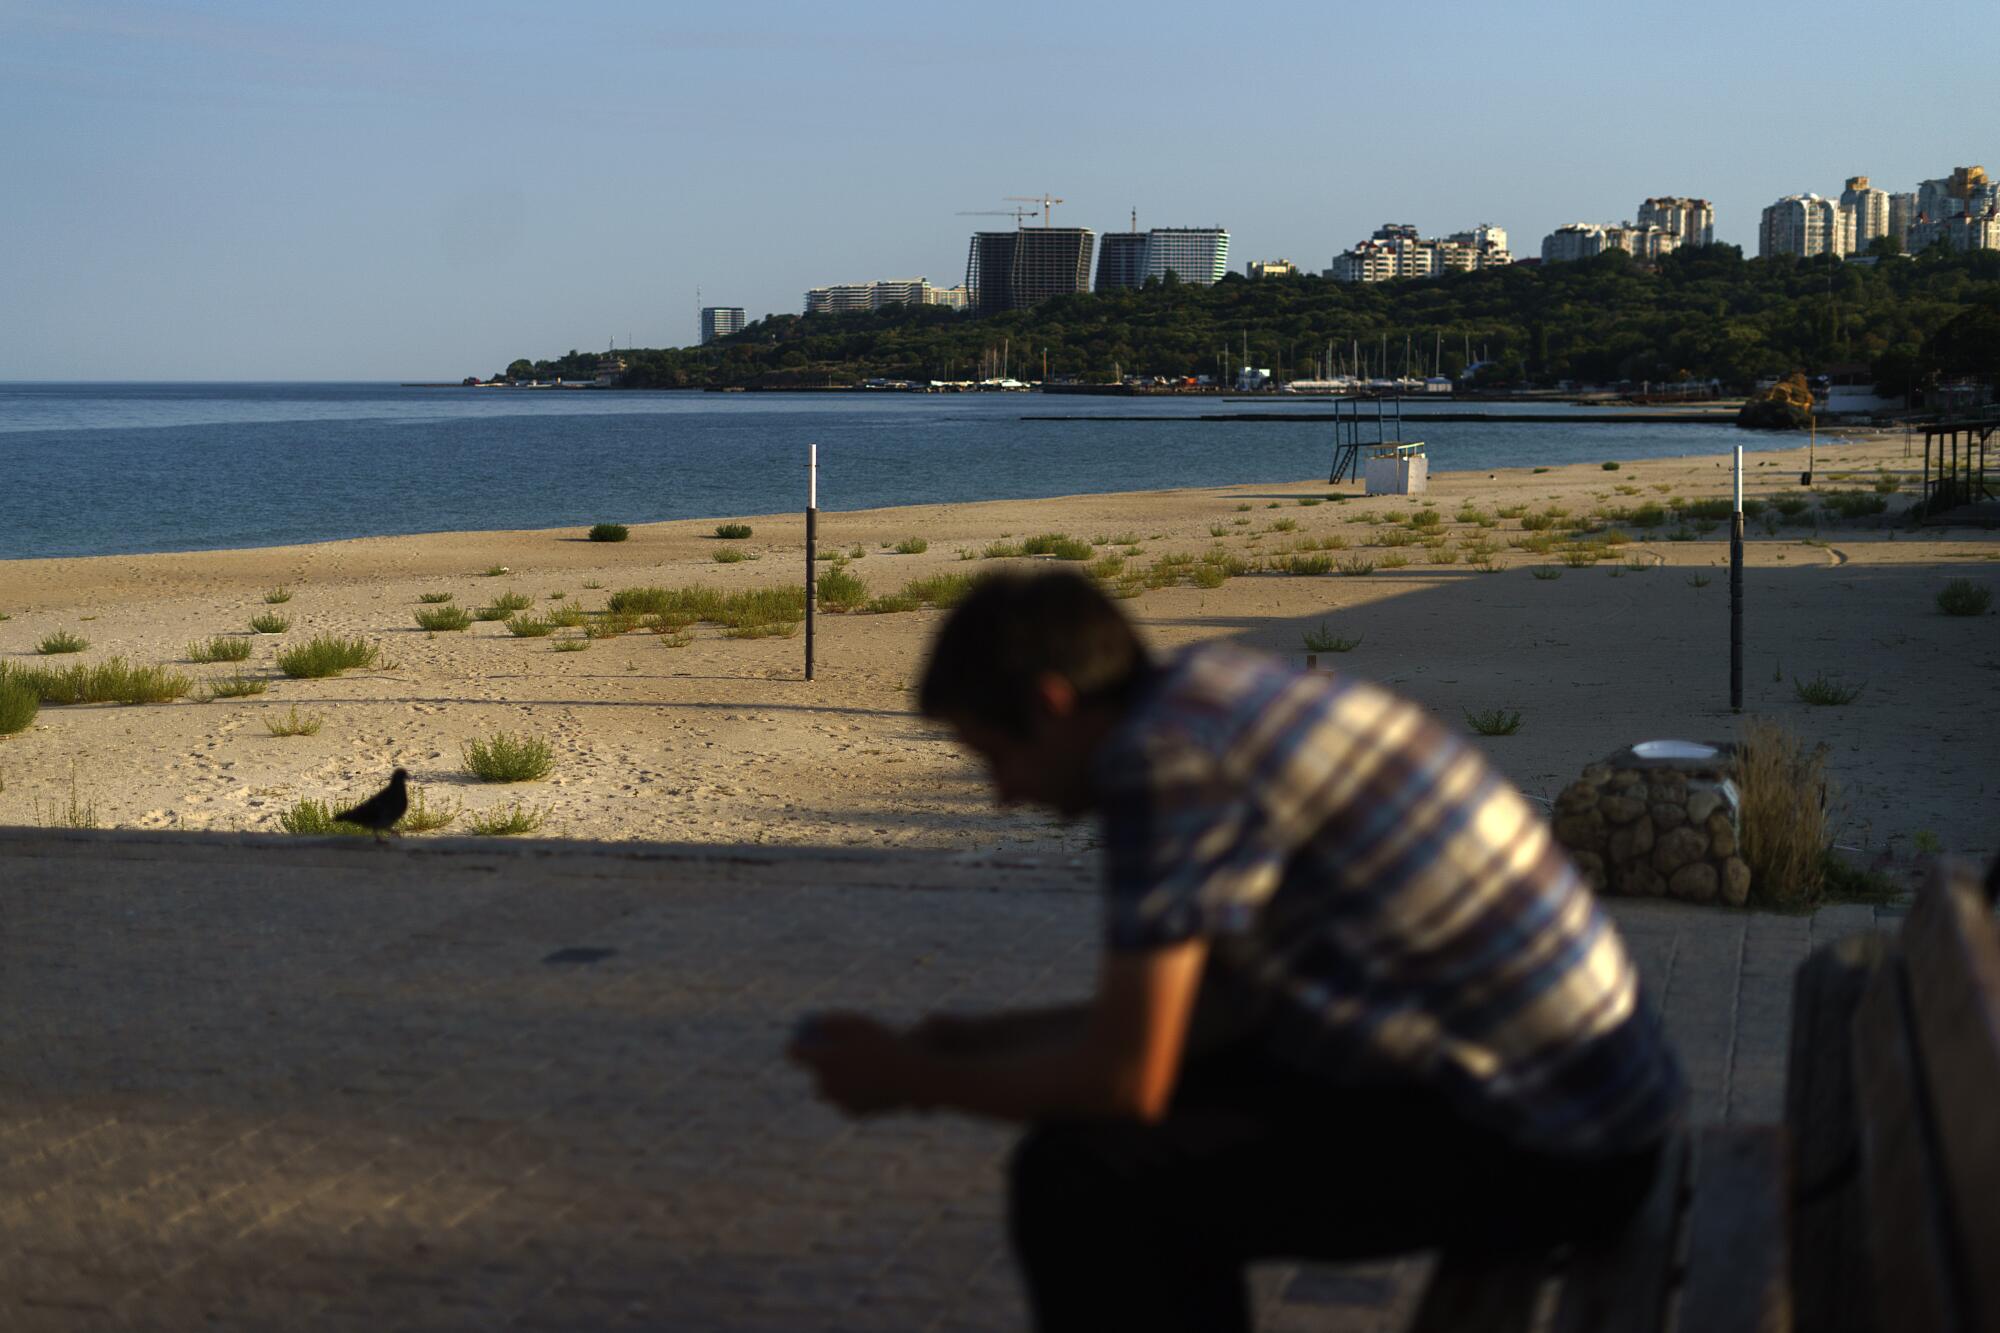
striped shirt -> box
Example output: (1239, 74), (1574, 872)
(1093, 645), (1684, 1158)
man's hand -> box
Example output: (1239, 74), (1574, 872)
(787, 1012), (927, 1116)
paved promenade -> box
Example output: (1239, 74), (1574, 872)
(0, 829), (1887, 1331)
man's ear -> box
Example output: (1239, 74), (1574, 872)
(1030, 672), (1079, 721)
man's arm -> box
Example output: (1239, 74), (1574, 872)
(792, 939), (1209, 1124)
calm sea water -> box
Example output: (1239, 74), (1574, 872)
(0, 384), (1767, 560)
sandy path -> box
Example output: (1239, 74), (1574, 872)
(1, 428), (1993, 865)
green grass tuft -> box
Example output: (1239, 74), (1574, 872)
(37, 630), (88, 655)
(1530, 567), (1563, 580)
(1336, 556), (1377, 576)
(264, 585), (294, 604)
(1020, 533), (1094, 560)
(505, 614), (554, 637)
(1600, 461), (1621, 471)
(893, 537), (929, 555)
(264, 705), (323, 736)
(714, 522), (753, 539)
(552, 638), (589, 652)
(1936, 579), (1992, 616)
(205, 674), (268, 700)
(481, 565), (510, 577)
(415, 605), (474, 631)
(1464, 707), (1524, 736)
(817, 567), (869, 612)
(276, 634), (378, 678)
(278, 797), (372, 836)
(1794, 673), (1864, 706)
(463, 731), (554, 782)
(417, 591), (455, 604)
(400, 785), (459, 833)
(588, 522), (629, 542)
(713, 547), (750, 563)
(466, 802), (546, 836)
(0, 678), (38, 735)
(488, 591), (535, 612)
(1, 658), (192, 705)
(1302, 623), (1361, 653)
(188, 636), (252, 663)
(249, 612), (290, 634)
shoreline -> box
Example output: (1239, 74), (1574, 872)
(0, 426), (1993, 868)
(0, 429), (1879, 570)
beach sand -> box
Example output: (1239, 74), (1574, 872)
(1, 429), (1994, 866)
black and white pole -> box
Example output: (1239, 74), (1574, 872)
(1730, 441), (1743, 713)
(805, 444), (817, 682)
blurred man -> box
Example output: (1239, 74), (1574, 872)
(790, 572), (1683, 1333)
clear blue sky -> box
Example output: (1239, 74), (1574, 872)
(2, 0), (1993, 380)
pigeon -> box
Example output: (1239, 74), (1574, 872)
(335, 768), (409, 842)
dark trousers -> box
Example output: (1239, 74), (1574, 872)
(1008, 1050), (1662, 1333)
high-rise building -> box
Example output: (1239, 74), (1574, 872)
(803, 279), (953, 315)
(1246, 259), (1297, 279)
(1889, 193), (1918, 247)
(1840, 177), (1891, 253)
(1759, 194), (1852, 258)
(1142, 228), (1229, 284)
(1095, 228), (1231, 290)
(1637, 197), (1715, 247)
(1095, 232), (1149, 290)
(700, 307), (746, 344)
(965, 228), (1095, 314)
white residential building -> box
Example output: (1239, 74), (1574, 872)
(1094, 228), (1232, 289)
(1637, 197), (1715, 246)
(1541, 221), (1676, 263)
(1759, 194), (1853, 258)
(1328, 223), (1507, 283)
(1542, 223), (1608, 263)
(805, 279), (956, 315)
(923, 285), (969, 310)
(1840, 177), (1891, 253)
(1909, 210), (2000, 254)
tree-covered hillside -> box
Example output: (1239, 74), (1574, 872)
(501, 245), (2000, 393)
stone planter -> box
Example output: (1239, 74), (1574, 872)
(1552, 741), (1751, 906)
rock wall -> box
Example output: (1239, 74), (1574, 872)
(1553, 754), (1751, 906)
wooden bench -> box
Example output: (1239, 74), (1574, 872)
(1400, 860), (1999, 1333)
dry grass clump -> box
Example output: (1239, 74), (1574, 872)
(463, 732), (554, 782)
(1735, 719), (1829, 907)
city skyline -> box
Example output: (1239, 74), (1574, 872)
(2, 0), (1995, 379)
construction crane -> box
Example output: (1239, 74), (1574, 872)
(1004, 194), (1065, 226)
(957, 207), (1037, 228)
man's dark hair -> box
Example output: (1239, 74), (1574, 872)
(918, 571), (1153, 735)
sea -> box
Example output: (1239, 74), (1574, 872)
(0, 383), (1773, 560)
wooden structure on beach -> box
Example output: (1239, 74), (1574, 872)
(1920, 411), (1997, 524)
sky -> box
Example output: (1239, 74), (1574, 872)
(2, 0), (1994, 381)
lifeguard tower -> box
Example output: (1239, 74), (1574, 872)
(1329, 396), (1428, 494)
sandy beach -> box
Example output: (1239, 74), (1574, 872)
(1, 428), (1993, 865)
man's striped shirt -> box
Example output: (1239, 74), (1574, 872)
(1093, 645), (1684, 1158)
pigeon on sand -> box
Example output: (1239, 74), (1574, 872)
(335, 768), (409, 842)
